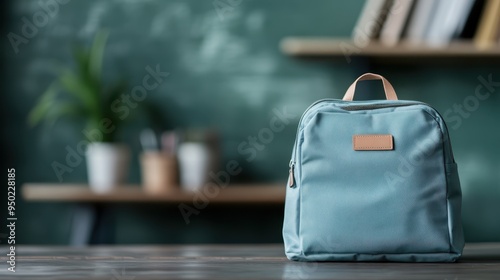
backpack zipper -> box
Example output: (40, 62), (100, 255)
(288, 99), (335, 188)
(341, 103), (421, 111)
(288, 162), (295, 187)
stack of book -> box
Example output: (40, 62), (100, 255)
(352, 0), (500, 49)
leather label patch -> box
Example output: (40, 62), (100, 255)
(353, 134), (393, 151)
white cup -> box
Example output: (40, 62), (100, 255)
(177, 143), (210, 191)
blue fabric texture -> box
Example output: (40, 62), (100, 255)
(283, 99), (464, 262)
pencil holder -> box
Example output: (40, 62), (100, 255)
(140, 152), (178, 194)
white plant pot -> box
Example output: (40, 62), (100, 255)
(86, 142), (130, 193)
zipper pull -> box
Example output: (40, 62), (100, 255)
(288, 162), (295, 188)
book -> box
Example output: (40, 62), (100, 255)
(352, 0), (394, 43)
(452, 0), (478, 38)
(425, 0), (475, 46)
(474, 0), (500, 49)
(405, 0), (439, 44)
(379, 0), (415, 46)
(459, 0), (486, 39)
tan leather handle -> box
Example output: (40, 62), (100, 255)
(343, 73), (398, 101)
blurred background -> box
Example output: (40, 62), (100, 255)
(1, 0), (499, 245)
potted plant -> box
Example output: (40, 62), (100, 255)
(28, 30), (130, 193)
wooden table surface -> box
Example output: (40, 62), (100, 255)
(1, 243), (500, 279)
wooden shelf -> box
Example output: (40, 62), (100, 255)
(281, 37), (500, 58)
(22, 184), (285, 204)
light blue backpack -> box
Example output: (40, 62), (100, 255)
(283, 73), (464, 262)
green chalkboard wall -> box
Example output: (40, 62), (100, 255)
(1, 0), (499, 244)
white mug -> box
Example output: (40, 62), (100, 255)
(177, 143), (210, 191)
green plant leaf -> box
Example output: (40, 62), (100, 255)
(89, 30), (109, 87)
(28, 29), (119, 141)
(72, 45), (91, 82)
(28, 82), (59, 126)
(104, 81), (127, 110)
(100, 81), (128, 142)
(58, 69), (101, 119)
(45, 102), (86, 126)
